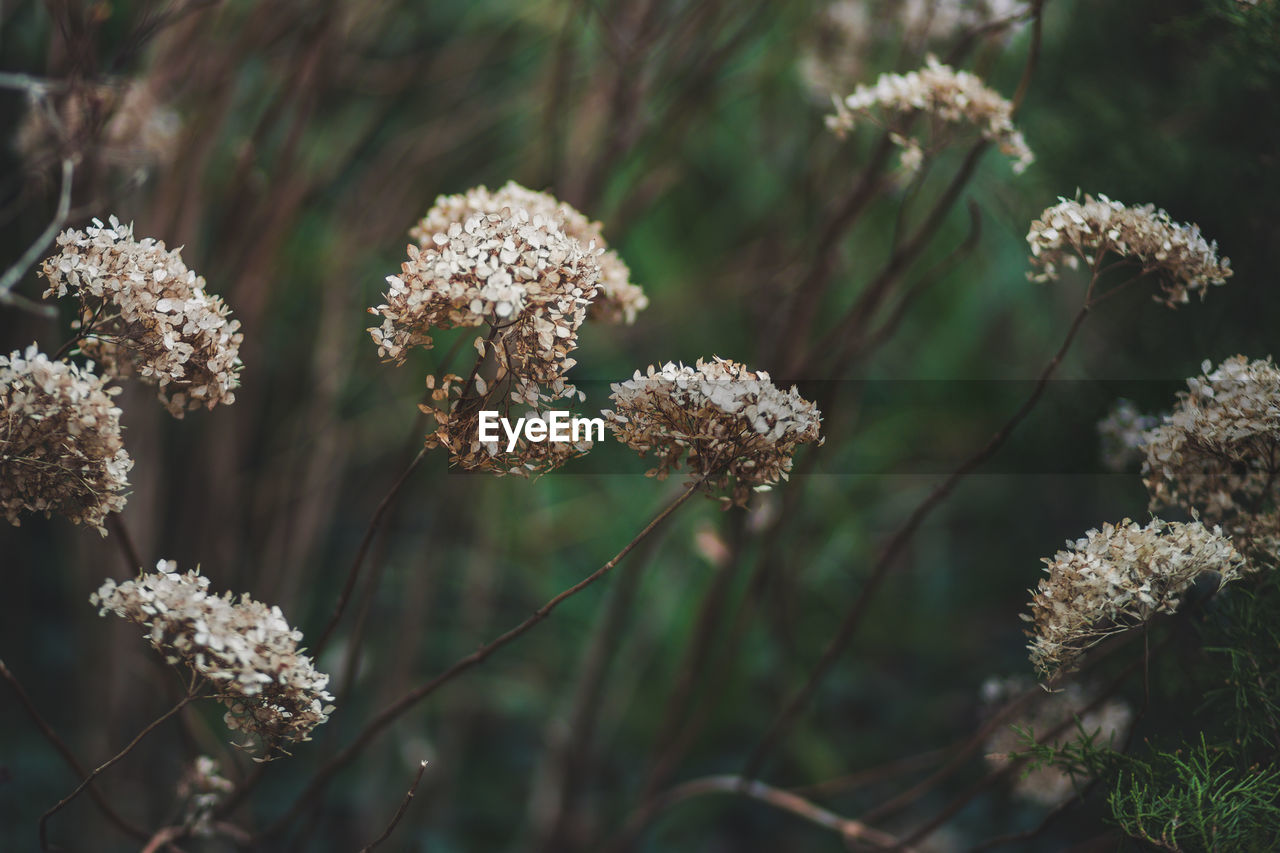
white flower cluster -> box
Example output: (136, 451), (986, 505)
(176, 756), (234, 836)
(827, 55), (1033, 174)
(1143, 356), (1280, 563)
(39, 216), (243, 417)
(1024, 519), (1245, 679)
(92, 561), (334, 755)
(1026, 194), (1232, 305)
(605, 357), (823, 507)
(410, 181), (648, 325)
(370, 209), (599, 391)
(982, 677), (1131, 806)
(1097, 398), (1159, 472)
(1, 345), (132, 535)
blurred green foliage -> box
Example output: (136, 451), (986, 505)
(1, 0), (1278, 850)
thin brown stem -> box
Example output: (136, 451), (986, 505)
(107, 513), (143, 574)
(0, 659), (149, 842)
(260, 477), (708, 841)
(898, 630), (1170, 850)
(359, 760), (429, 852)
(311, 447), (426, 658)
(743, 292), (1095, 782)
(40, 689), (199, 850)
(622, 774), (910, 851)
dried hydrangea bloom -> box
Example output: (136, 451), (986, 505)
(16, 79), (179, 174)
(39, 216), (243, 418)
(1142, 356), (1280, 563)
(1, 345), (132, 535)
(409, 181), (647, 325)
(604, 357), (823, 507)
(982, 677), (1131, 806)
(1026, 194), (1232, 305)
(92, 561), (334, 756)
(420, 384), (594, 477)
(827, 55), (1033, 174)
(370, 208), (598, 389)
(176, 756), (234, 837)
(1097, 398), (1159, 473)
(900, 0), (1029, 43)
(1024, 519), (1245, 679)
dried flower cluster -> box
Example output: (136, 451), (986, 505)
(372, 189), (609, 474)
(799, 0), (1028, 100)
(604, 357), (823, 507)
(1, 345), (132, 535)
(1097, 398), (1159, 473)
(982, 677), (1132, 806)
(370, 209), (598, 386)
(1026, 194), (1232, 305)
(40, 216), (243, 417)
(409, 181), (647, 325)
(16, 79), (180, 175)
(92, 561), (334, 755)
(827, 55), (1033, 174)
(415, 373), (594, 477)
(899, 0), (1029, 42)
(1142, 356), (1280, 564)
(176, 756), (234, 836)
(1024, 518), (1245, 679)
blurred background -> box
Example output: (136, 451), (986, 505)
(1, 0), (1278, 849)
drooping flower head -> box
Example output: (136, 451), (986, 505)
(605, 357), (823, 507)
(1026, 194), (1231, 305)
(92, 561), (334, 757)
(1142, 356), (1280, 564)
(409, 181), (647, 325)
(1, 345), (132, 535)
(39, 216), (243, 417)
(827, 55), (1033, 174)
(1024, 518), (1245, 679)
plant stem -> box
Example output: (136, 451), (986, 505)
(260, 477), (707, 841)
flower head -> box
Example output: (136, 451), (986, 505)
(1143, 356), (1280, 563)
(1024, 518), (1245, 679)
(604, 357), (823, 507)
(1026, 194), (1231, 305)
(409, 181), (647, 325)
(370, 208), (599, 393)
(39, 216), (243, 417)
(1, 345), (132, 535)
(827, 55), (1033, 174)
(92, 561), (334, 756)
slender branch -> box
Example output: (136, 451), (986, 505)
(899, 629), (1171, 850)
(743, 293), (1096, 782)
(359, 760), (428, 852)
(622, 774), (910, 851)
(0, 158), (72, 317)
(106, 513), (144, 574)
(260, 477), (708, 840)
(311, 447), (426, 658)
(40, 690), (199, 850)
(0, 659), (149, 842)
